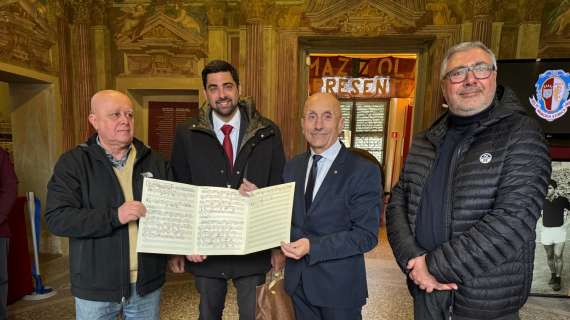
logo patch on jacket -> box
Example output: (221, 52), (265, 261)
(479, 153), (492, 164)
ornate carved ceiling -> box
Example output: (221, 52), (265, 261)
(0, 0), (56, 72)
(0, 0), (568, 76)
(114, 6), (207, 76)
(304, 0), (428, 36)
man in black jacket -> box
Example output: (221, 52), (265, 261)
(46, 90), (169, 320)
(387, 42), (551, 320)
(168, 60), (286, 320)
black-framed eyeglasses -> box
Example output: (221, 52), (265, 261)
(444, 63), (495, 84)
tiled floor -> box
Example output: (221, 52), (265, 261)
(7, 228), (570, 319)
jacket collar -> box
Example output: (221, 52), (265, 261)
(190, 97), (275, 146)
(83, 134), (150, 163)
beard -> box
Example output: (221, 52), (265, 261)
(211, 98), (238, 118)
(448, 90), (495, 116)
(451, 101), (490, 115)
(444, 80), (496, 116)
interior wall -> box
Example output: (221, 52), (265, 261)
(0, 82), (9, 123)
(142, 94), (199, 144)
(10, 82), (62, 254)
(116, 75), (204, 143)
(384, 98), (412, 190)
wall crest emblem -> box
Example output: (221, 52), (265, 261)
(530, 70), (570, 122)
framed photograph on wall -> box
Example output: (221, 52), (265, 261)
(531, 147), (570, 297)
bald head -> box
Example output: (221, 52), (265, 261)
(88, 90), (134, 151)
(90, 90), (131, 114)
(303, 92), (341, 116)
(302, 93), (344, 154)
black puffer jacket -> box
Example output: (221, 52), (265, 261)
(170, 97), (286, 278)
(387, 88), (551, 319)
(46, 136), (170, 302)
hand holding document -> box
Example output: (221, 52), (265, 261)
(136, 178), (295, 256)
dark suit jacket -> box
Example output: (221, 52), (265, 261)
(283, 145), (382, 308)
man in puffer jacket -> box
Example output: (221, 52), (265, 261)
(387, 41), (551, 320)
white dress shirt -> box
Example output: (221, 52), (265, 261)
(212, 109), (241, 164)
(304, 140), (342, 200)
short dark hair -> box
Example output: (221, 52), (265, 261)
(549, 179), (558, 189)
(201, 60), (240, 89)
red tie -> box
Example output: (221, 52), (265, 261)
(221, 124), (234, 172)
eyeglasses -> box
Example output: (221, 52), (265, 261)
(444, 63), (495, 84)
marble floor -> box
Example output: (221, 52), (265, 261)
(7, 229), (570, 319)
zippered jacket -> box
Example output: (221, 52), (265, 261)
(387, 87), (551, 319)
(46, 135), (169, 302)
(170, 97), (286, 278)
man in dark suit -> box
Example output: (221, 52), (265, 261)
(280, 92), (382, 320)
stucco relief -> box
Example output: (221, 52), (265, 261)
(306, 0), (425, 12)
(173, 4), (201, 34)
(494, 1), (519, 24)
(540, 0), (570, 58)
(115, 3), (147, 39)
(242, 0), (270, 22)
(307, 1), (420, 36)
(70, 0), (92, 24)
(521, 0), (545, 23)
(472, 0), (493, 16)
(276, 6), (303, 28)
(206, 3), (225, 26)
(548, 0), (570, 36)
(426, 1), (457, 25)
(126, 54), (199, 76)
(0, 0), (55, 72)
(113, 3), (206, 76)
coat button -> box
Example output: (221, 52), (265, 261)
(220, 169), (224, 174)
(236, 170), (240, 175)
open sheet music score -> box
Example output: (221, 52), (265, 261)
(136, 178), (295, 255)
